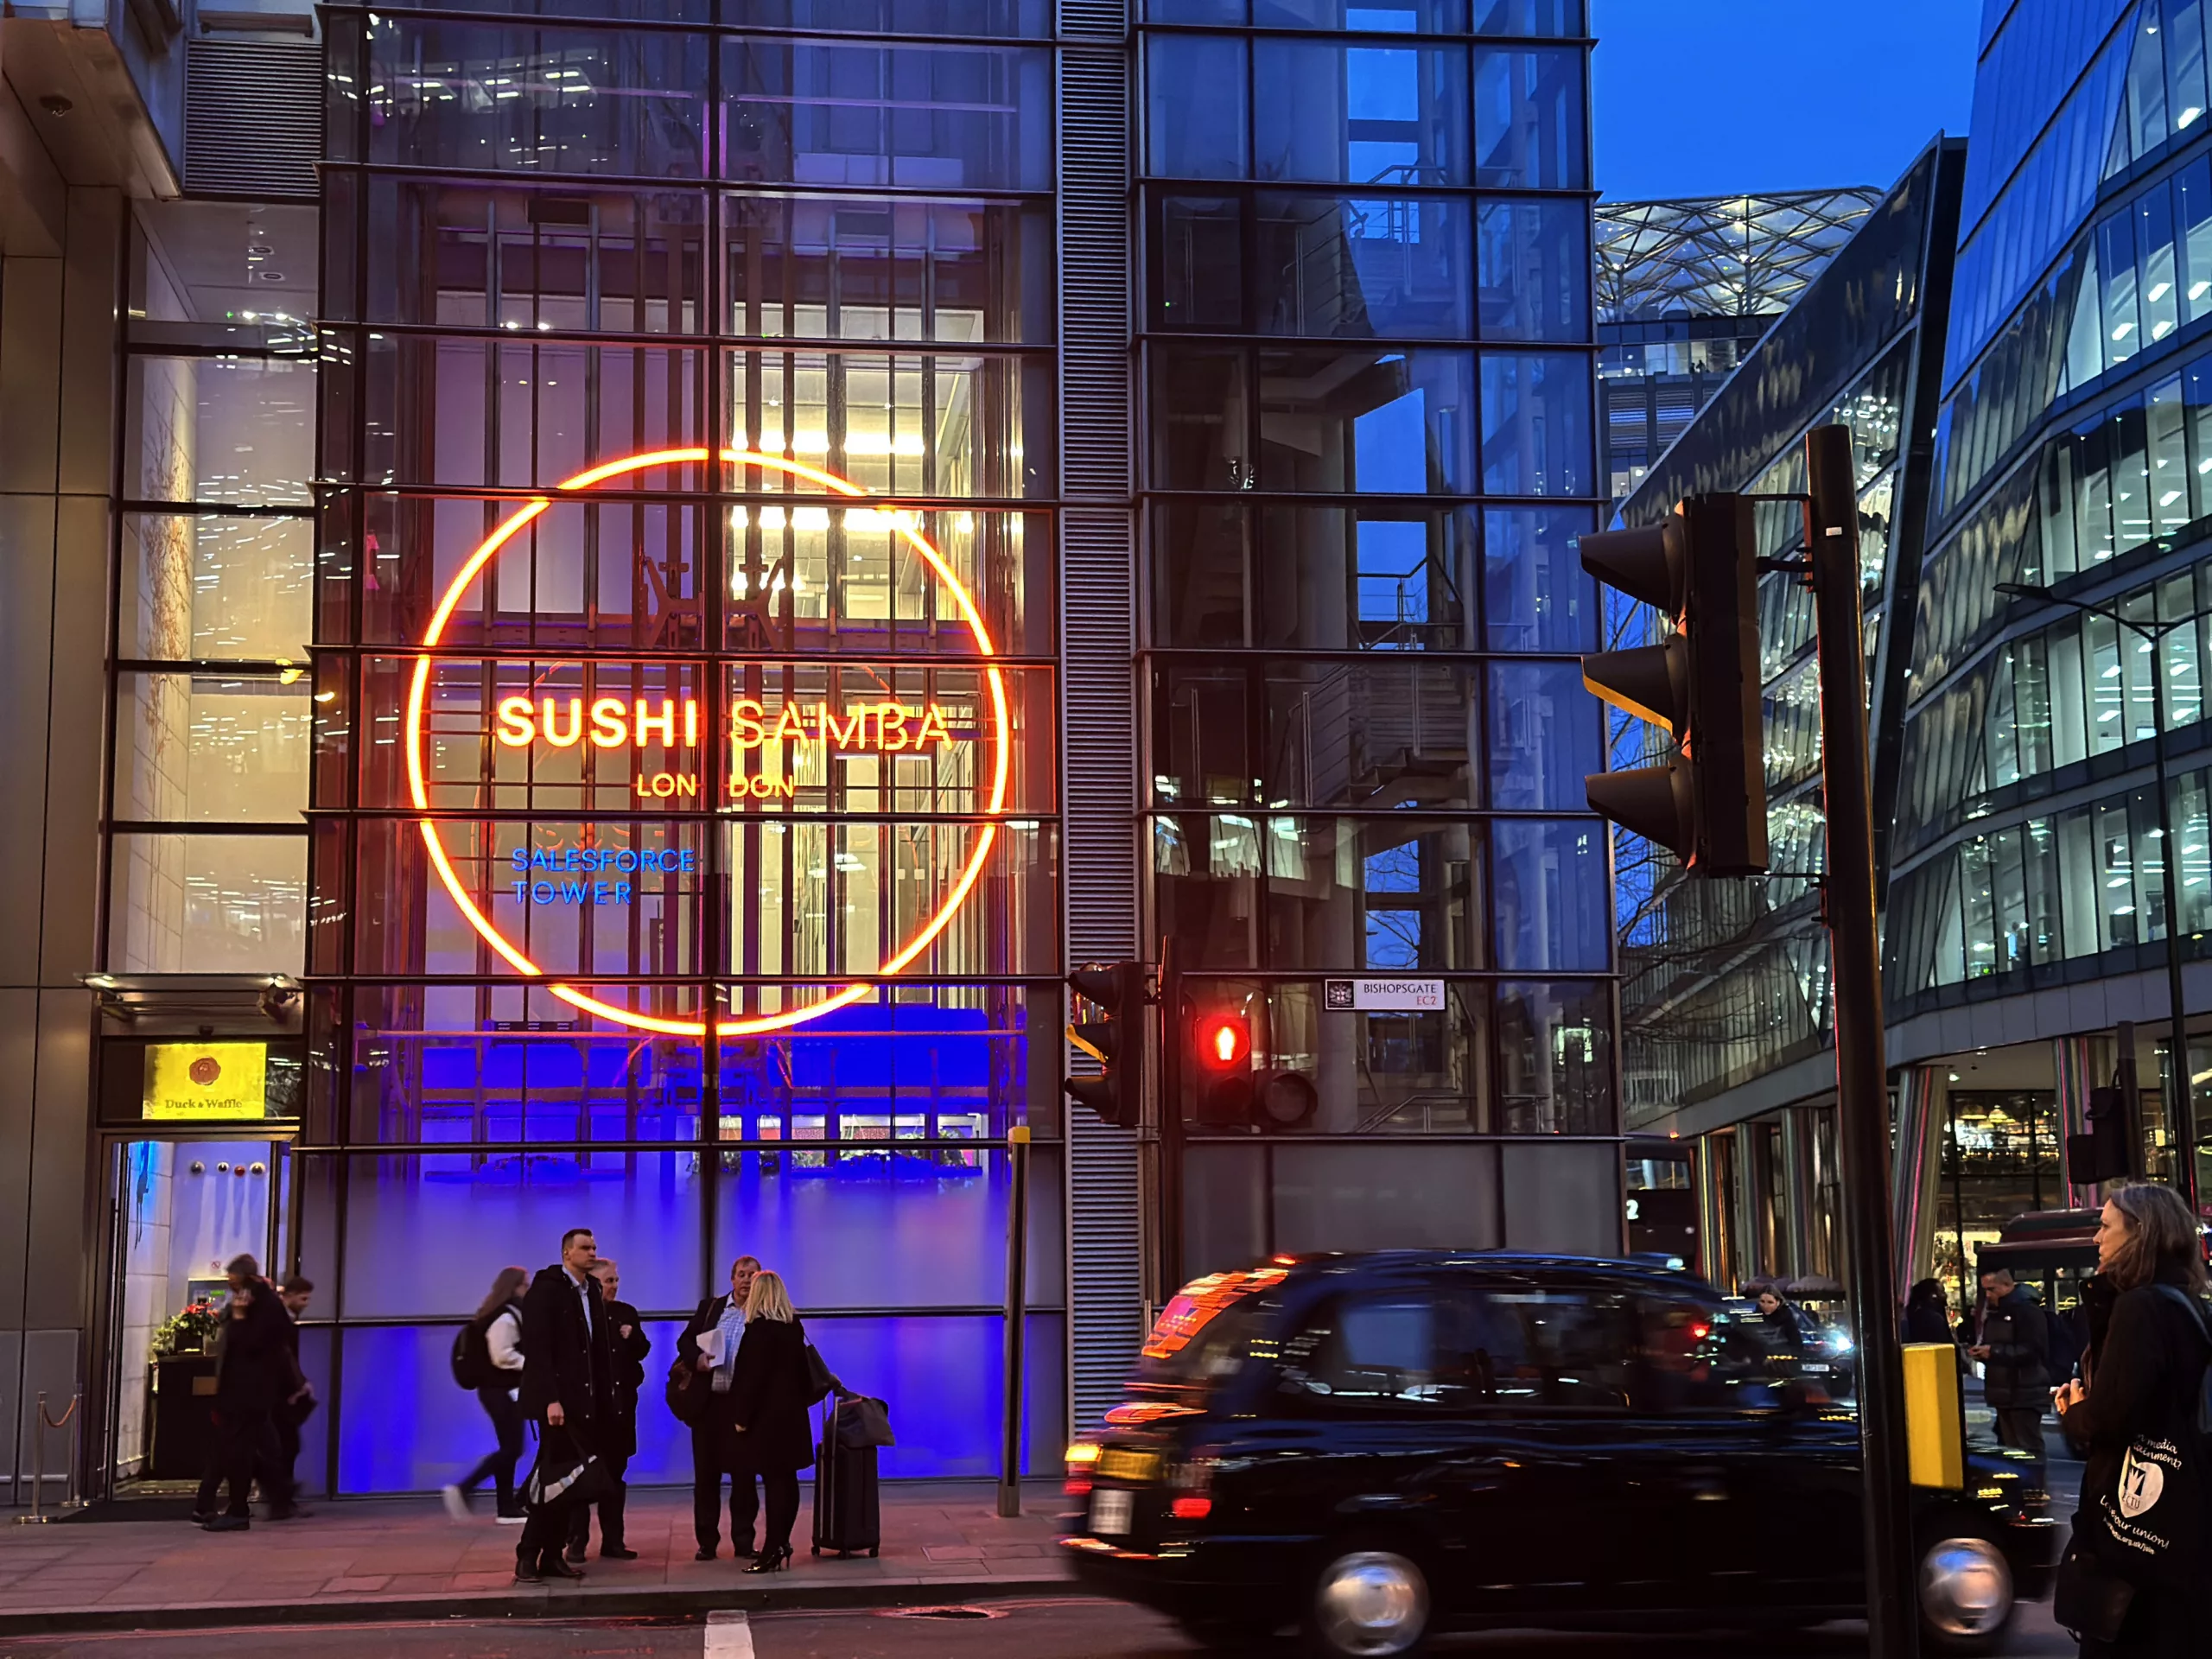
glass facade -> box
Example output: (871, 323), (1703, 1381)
(1594, 188), (1885, 505)
(61, 0), (1626, 1504)
(97, 5), (1071, 1494)
(1897, 0), (2212, 1210)
(1138, 0), (1612, 1271)
(1608, 144), (1961, 1129)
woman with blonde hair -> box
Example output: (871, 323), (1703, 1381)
(728, 1269), (817, 1573)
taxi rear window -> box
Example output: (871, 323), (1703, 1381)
(1135, 1268), (1287, 1389)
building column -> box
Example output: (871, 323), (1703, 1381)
(2053, 1033), (2098, 1207)
(1780, 1105), (1817, 1282)
(0, 182), (121, 1506)
(1696, 1129), (1732, 1291)
(1890, 1066), (1946, 1300)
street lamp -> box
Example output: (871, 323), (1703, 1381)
(1996, 580), (2202, 1213)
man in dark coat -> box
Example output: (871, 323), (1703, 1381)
(1971, 1267), (2050, 1458)
(194, 1255), (296, 1530)
(516, 1228), (616, 1582)
(679, 1255), (760, 1559)
(565, 1257), (649, 1562)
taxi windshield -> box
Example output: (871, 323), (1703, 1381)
(1135, 1268), (1287, 1389)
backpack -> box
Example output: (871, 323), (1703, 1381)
(450, 1310), (497, 1390)
(2044, 1301), (2084, 1382)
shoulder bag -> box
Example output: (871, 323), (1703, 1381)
(2071, 1287), (2212, 1597)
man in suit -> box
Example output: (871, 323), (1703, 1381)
(678, 1254), (760, 1559)
(516, 1228), (616, 1582)
(565, 1256), (650, 1562)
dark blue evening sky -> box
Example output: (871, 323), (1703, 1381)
(1591, 0), (1982, 202)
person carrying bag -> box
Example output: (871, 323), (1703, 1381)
(2054, 1182), (2212, 1657)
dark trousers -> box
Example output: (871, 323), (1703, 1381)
(567, 1448), (629, 1551)
(196, 1406), (284, 1517)
(518, 1422), (581, 1567)
(760, 1469), (801, 1554)
(461, 1384), (525, 1510)
(691, 1424), (759, 1551)
(1993, 1403), (2046, 1459)
(275, 1412), (302, 1499)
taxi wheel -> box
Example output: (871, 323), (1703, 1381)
(1917, 1529), (2015, 1655)
(1303, 1541), (1431, 1658)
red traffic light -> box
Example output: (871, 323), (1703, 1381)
(1198, 1014), (1249, 1069)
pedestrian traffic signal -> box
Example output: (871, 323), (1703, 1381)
(1578, 495), (1767, 876)
(1189, 1010), (1318, 1131)
(1065, 960), (1148, 1128)
(1198, 1014), (1249, 1069)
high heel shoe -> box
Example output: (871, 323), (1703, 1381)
(742, 1544), (792, 1574)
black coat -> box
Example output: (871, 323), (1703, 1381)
(677, 1294), (747, 1435)
(1979, 1285), (2051, 1408)
(601, 1297), (651, 1459)
(2062, 1265), (2212, 1592)
(728, 1316), (817, 1475)
(212, 1291), (290, 1411)
(1902, 1300), (1953, 1346)
(519, 1264), (617, 1439)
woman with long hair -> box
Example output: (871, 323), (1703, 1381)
(443, 1265), (529, 1522)
(1902, 1277), (1954, 1345)
(728, 1270), (817, 1573)
(2055, 1183), (2210, 1657)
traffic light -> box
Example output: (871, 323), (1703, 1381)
(1578, 494), (1767, 876)
(2066, 1085), (2139, 1186)
(1065, 960), (1148, 1127)
(1193, 1011), (1252, 1125)
(1190, 1009), (1318, 1132)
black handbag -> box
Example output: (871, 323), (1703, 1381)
(804, 1341), (840, 1407)
(524, 1427), (614, 1510)
(665, 1360), (708, 1426)
(2054, 1541), (2136, 1642)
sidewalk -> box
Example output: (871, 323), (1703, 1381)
(0, 1483), (1076, 1637)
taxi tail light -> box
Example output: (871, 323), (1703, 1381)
(1065, 1440), (1099, 1495)
(1168, 1454), (1218, 1521)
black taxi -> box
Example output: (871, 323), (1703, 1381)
(1060, 1253), (2054, 1656)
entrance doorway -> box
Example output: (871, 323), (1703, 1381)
(105, 1137), (288, 1496)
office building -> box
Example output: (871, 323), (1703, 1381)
(1597, 188), (1883, 504)
(1613, 142), (1967, 1293)
(0, 0), (1607, 1503)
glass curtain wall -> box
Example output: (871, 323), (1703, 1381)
(1137, 0), (1610, 1268)
(113, 209), (318, 976)
(309, 3), (1064, 1491)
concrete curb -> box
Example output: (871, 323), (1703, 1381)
(0, 1572), (1079, 1638)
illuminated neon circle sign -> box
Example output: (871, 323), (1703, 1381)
(402, 448), (1011, 1039)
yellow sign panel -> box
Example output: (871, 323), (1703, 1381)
(143, 1042), (268, 1121)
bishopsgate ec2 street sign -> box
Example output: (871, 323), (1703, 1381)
(402, 448), (1011, 1040)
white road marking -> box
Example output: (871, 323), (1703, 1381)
(704, 1608), (755, 1659)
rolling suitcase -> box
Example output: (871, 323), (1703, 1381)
(810, 1399), (880, 1557)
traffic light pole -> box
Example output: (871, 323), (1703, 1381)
(1806, 423), (1917, 1659)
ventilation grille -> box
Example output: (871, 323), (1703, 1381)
(1058, 46), (1131, 502)
(1059, 0), (1127, 41)
(1067, 1107), (1143, 1431)
(1057, 18), (1140, 1435)
(185, 40), (321, 199)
